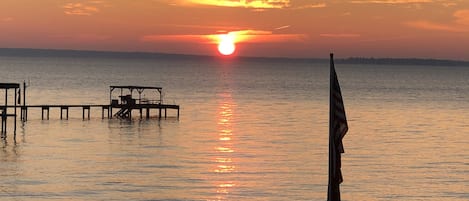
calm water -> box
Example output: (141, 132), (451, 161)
(0, 55), (468, 200)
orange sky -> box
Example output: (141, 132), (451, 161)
(1, 0), (468, 60)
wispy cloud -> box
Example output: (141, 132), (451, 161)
(454, 9), (469, 25)
(274, 25), (290, 30)
(350, 0), (432, 4)
(141, 29), (306, 44)
(345, 0), (466, 9)
(63, 1), (107, 16)
(405, 9), (469, 32)
(185, 0), (291, 9)
(404, 21), (464, 32)
(319, 33), (361, 38)
(175, 0), (326, 10)
(292, 3), (326, 9)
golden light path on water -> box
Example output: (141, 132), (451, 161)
(214, 91), (236, 196)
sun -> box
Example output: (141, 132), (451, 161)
(217, 33), (236, 56)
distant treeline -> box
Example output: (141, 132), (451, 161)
(0, 48), (211, 60)
(1, 48), (468, 67)
(336, 57), (469, 67)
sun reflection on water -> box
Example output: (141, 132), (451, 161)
(213, 92), (237, 197)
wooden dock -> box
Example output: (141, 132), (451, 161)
(10, 103), (179, 120)
(1, 84), (180, 135)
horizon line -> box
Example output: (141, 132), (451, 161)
(0, 47), (468, 64)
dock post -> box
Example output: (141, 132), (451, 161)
(164, 108), (167, 119)
(4, 89), (7, 132)
(22, 80), (26, 122)
(14, 88), (17, 134)
(158, 107), (162, 120)
(41, 106), (49, 120)
(146, 108), (150, 119)
(102, 106), (110, 119)
(1, 109), (5, 134)
(21, 107), (28, 121)
(82, 106), (90, 120)
(177, 107), (180, 120)
(60, 107), (69, 120)
(139, 108), (143, 119)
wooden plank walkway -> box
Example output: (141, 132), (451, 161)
(7, 104), (180, 120)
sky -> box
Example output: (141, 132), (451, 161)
(0, 0), (468, 60)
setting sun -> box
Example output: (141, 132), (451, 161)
(217, 33), (236, 56)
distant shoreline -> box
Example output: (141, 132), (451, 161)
(1, 48), (468, 67)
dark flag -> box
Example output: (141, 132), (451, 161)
(327, 53), (349, 201)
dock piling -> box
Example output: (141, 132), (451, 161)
(60, 106), (69, 120)
(82, 106), (90, 120)
(41, 106), (50, 120)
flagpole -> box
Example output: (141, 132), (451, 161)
(328, 52), (349, 201)
(327, 53), (339, 201)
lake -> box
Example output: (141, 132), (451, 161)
(0, 54), (468, 200)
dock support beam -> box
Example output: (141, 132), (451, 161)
(60, 106), (69, 120)
(1, 109), (5, 134)
(82, 106), (90, 120)
(41, 106), (50, 120)
(21, 106), (28, 122)
(101, 106), (110, 119)
(158, 107), (162, 120)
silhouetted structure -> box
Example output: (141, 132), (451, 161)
(0, 83), (19, 136)
(9, 85), (179, 121)
(109, 86), (178, 120)
(328, 54), (349, 201)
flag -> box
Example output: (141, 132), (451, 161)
(327, 53), (349, 201)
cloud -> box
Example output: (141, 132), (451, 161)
(172, 0), (326, 10)
(405, 9), (469, 32)
(348, 0), (464, 8)
(350, 0), (432, 3)
(63, 1), (106, 16)
(141, 29), (306, 44)
(404, 21), (464, 32)
(185, 0), (291, 9)
(442, 2), (457, 7)
(158, 24), (246, 31)
(319, 33), (361, 38)
(454, 9), (469, 25)
(292, 3), (326, 9)
(274, 25), (290, 30)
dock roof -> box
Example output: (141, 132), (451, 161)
(0, 83), (20, 89)
(110, 86), (162, 90)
